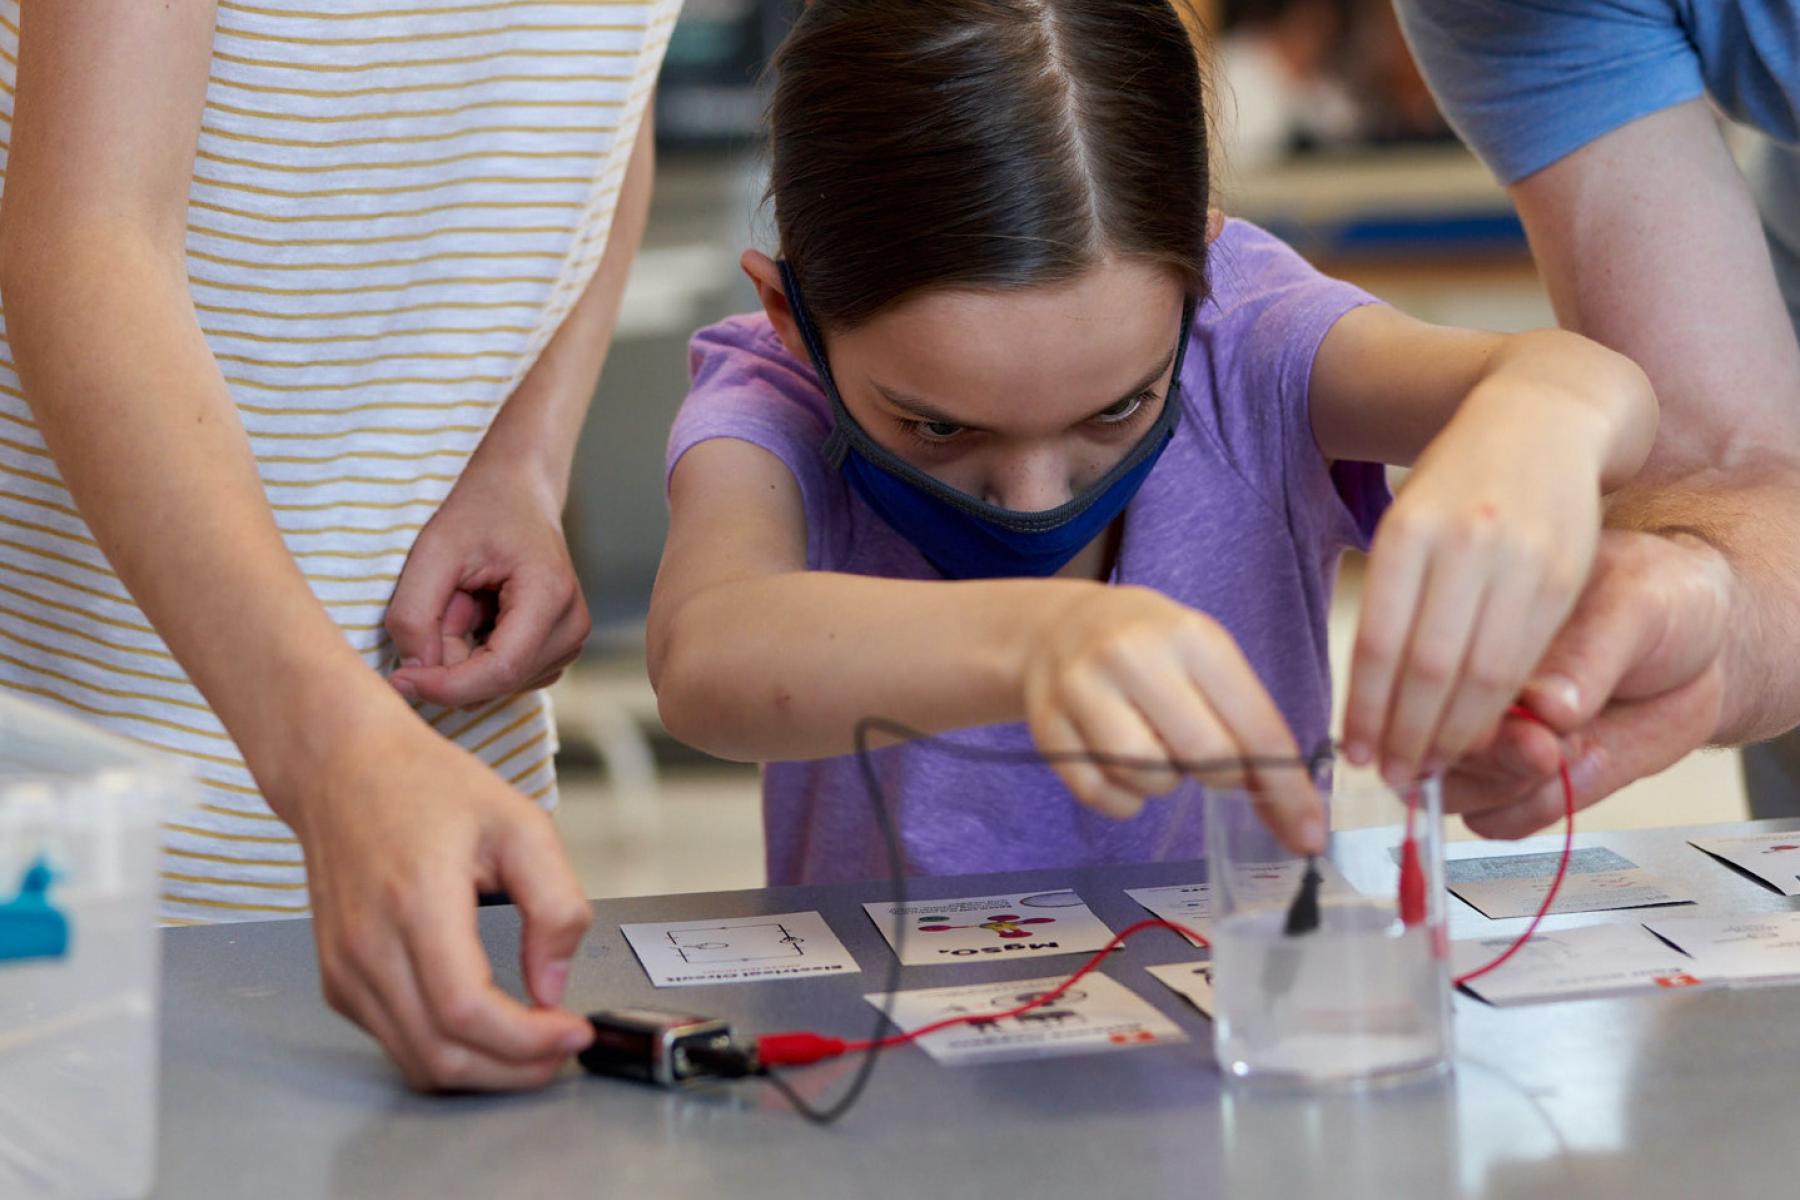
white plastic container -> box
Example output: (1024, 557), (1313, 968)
(0, 694), (191, 1200)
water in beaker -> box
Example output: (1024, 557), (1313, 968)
(1204, 762), (1452, 1087)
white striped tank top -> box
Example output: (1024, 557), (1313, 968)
(0, 0), (681, 922)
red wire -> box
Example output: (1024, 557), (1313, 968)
(1451, 704), (1576, 986)
(840, 917), (1209, 1053)
(763, 707), (1574, 1069)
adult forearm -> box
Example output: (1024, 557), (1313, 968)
(470, 114), (655, 508)
(1606, 462), (1800, 745)
(1, 235), (410, 813)
(650, 572), (1093, 762)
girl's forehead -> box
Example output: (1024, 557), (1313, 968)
(833, 260), (1186, 429)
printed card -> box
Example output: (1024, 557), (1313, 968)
(620, 911), (859, 988)
(1127, 862), (1355, 947)
(1144, 961), (1215, 1017)
(1446, 846), (1694, 919)
(1689, 832), (1800, 897)
(1123, 884), (1214, 947)
(1641, 912), (1800, 986)
(1451, 922), (1713, 1007)
(862, 971), (1188, 1066)
(862, 890), (1115, 966)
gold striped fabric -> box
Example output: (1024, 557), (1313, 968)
(0, 0), (680, 921)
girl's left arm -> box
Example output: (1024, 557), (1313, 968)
(1307, 304), (1659, 784)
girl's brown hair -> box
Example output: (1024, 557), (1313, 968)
(768, 0), (1211, 332)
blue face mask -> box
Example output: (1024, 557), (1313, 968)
(779, 261), (1195, 580)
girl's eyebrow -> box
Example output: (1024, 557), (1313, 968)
(869, 342), (1181, 430)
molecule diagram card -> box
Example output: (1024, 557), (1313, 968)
(862, 890), (1115, 966)
(620, 911), (859, 988)
(862, 971), (1187, 1066)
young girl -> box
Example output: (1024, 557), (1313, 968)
(648, 0), (1655, 884)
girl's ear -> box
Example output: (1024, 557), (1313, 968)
(1205, 207), (1226, 245)
(741, 249), (813, 364)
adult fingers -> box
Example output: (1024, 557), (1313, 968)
(386, 538), (463, 672)
(397, 868), (593, 1069)
(398, 570), (580, 708)
(495, 814), (594, 1010)
(323, 917), (568, 1092)
(1463, 665), (1721, 840)
(1520, 531), (1729, 731)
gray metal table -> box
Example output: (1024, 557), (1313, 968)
(155, 818), (1800, 1199)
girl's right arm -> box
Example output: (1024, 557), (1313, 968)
(649, 437), (1326, 852)
(0, 4), (592, 1090)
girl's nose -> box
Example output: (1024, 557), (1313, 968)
(983, 450), (1074, 513)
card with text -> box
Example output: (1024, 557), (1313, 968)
(863, 972), (1187, 1065)
(621, 911), (859, 987)
(863, 890), (1115, 966)
(1452, 922), (1713, 1007)
(1642, 912), (1800, 986)
(1446, 846), (1694, 919)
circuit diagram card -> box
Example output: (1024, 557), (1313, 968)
(620, 911), (859, 987)
(1127, 862), (1353, 947)
(1144, 961), (1215, 1017)
(863, 972), (1188, 1066)
(862, 890), (1114, 966)
(1640, 912), (1800, 986)
(1451, 922), (1714, 1007)
(1689, 832), (1800, 896)
(1446, 846), (1694, 919)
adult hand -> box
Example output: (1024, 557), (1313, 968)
(1442, 527), (1733, 837)
(291, 713), (595, 1091)
(1021, 584), (1325, 852)
(386, 467), (591, 708)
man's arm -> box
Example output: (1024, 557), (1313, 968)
(1442, 98), (1800, 833)
(1509, 98), (1800, 743)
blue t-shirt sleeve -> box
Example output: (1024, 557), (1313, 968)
(1394, 0), (1706, 184)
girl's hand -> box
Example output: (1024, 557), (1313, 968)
(1021, 585), (1325, 853)
(386, 467), (591, 708)
(1343, 355), (1647, 784)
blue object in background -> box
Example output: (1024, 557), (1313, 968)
(0, 855), (70, 964)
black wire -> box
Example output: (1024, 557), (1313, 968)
(761, 716), (1331, 1126)
(759, 716), (914, 1125)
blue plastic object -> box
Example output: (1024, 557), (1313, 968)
(0, 856), (70, 963)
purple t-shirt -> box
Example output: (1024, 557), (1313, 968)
(667, 220), (1388, 885)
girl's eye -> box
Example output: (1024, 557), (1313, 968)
(1095, 392), (1153, 424)
(907, 419), (966, 443)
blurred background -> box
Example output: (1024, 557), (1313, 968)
(548, 0), (1746, 899)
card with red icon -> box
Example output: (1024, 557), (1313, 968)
(862, 890), (1115, 966)
(862, 971), (1188, 1065)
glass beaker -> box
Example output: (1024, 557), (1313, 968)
(1204, 757), (1451, 1087)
